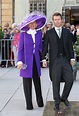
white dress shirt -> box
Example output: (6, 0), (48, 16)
(27, 29), (37, 44)
(54, 26), (62, 38)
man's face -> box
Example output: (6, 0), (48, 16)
(53, 16), (62, 28)
(28, 21), (37, 30)
(47, 24), (52, 29)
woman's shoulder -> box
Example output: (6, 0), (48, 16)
(20, 30), (26, 34)
(36, 30), (42, 34)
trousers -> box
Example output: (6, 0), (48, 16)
(23, 55), (43, 109)
(51, 56), (73, 105)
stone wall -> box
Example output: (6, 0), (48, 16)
(15, 0), (29, 25)
(47, 0), (64, 22)
(0, 0), (1, 24)
(2, 0), (12, 27)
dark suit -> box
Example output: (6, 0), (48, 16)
(71, 31), (77, 44)
(42, 27), (74, 106)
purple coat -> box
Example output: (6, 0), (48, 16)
(18, 30), (42, 78)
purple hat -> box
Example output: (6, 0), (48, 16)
(20, 11), (47, 31)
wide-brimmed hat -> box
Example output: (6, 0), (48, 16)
(20, 11), (47, 31)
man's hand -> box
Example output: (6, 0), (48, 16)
(42, 61), (47, 68)
(17, 64), (23, 70)
(45, 53), (49, 60)
(70, 60), (75, 67)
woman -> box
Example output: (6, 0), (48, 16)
(17, 11), (46, 110)
(13, 27), (20, 67)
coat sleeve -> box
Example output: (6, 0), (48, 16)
(42, 31), (49, 60)
(68, 30), (74, 59)
(18, 32), (24, 62)
(39, 31), (42, 53)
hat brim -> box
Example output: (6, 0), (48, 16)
(20, 15), (46, 31)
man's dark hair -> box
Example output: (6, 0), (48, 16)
(52, 12), (62, 20)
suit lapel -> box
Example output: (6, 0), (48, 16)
(53, 27), (59, 38)
(51, 28), (58, 43)
(53, 27), (66, 48)
(61, 28), (66, 48)
(52, 27), (66, 50)
(49, 27), (67, 49)
(50, 28), (58, 50)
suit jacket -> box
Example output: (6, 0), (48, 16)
(42, 27), (74, 80)
(18, 30), (42, 78)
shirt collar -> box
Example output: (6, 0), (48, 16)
(54, 26), (62, 30)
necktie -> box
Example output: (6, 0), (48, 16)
(57, 29), (61, 38)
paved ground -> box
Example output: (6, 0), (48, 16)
(0, 67), (79, 116)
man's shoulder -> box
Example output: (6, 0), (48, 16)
(63, 27), (70, 33)
(46, 28), (54, 34)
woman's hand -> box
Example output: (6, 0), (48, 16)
(17, 64), (23, 70)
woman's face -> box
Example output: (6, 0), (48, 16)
(28, 21), (37, 30)
(15, 29), (20, 33)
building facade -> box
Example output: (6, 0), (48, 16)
(0, 0), (79, 27)
(0, 0), (15, 27)
(0, 0), (2, 25)
(15, 0), (65, 24)
(62, 0), (79, 25)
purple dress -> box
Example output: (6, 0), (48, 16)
(18, 30), (42, 78)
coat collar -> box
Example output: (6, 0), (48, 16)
(27, 29), (37, 35)
(52, 27), (66, 48)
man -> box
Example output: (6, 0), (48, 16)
(70, 25), (77, 44)
(42, 13), (75, 113)
(47, 21), (53, 30)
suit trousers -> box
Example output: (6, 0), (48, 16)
(23, 55), (43, 109)
(51, 56), (73, 105)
